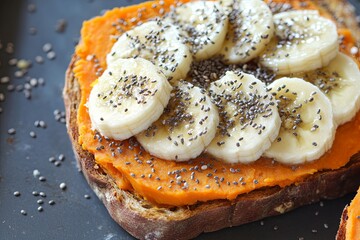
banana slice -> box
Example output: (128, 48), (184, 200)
(88, 58), (172, 140)
(259, 10), (338, 75)
(107, 21), (192, 82)
(264, 77), (335, 164)
(136, 81), (219, 161)
(219, 0), (274, 64)
(290, 53), (360, 126)
(207, 71), (281, 164)
(166, 1), (228, 60)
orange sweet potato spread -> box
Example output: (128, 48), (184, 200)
(346, 188), (360, 240)
(74, 0), (360, 206)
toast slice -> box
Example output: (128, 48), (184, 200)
(336, 188), (360, 240)
(64, 0), (360, 239)
(337, 206), (348, 240)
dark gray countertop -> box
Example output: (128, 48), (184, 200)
(0, 0), (359, 239)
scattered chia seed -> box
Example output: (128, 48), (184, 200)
(48, 200), (55, 205)
(56, 19), (67, 33)
(59, 183), (67, 190)
(29, 131), (36, 138)
(42, 43), (52, 53)
(84, 194), (91, 199)
(48, 156), (56, 163)
(32, 191), (39, 196)
(37, 206), (43, 212)
(35, 56), (44, 64)
(7, 128), (16, 135)
(58, 154), (65, 161)
(39, 192), (46, 197)
(39, 176), (46, 182)
(350, 46), (359, 55)
(0, 93), (5, 102)
(0, 76), (10, 84)
(17, 59), (31, 70)
(8, 58), (17, 66)
(13, 191), (21, 197)
(20, 210), (27, 216)
(33, 169), (41, 178)
(47, 51), (56, 60)
(37, 199), (44, 204)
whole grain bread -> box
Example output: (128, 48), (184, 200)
(63, 0), (360, 239)
(336, 207), (348, 240)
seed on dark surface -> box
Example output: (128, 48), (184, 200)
(59, 182), (67, 190)
(48, 156), (56, 163)
(39, 120), (46, 128)
(37, 206), (43, 212)
(39, 176), (46, 182)
(47, 51), (56, 60)
(48, 200), (55, 205)
(7, 128), (16, 135)
(54, 161), (61, 167)
(32, 191), (39, 196)
(30, 78), (38, 87)
(42, 43), (52, 52)
(17, 59), (31, 70)
(84, 194), (91, 199)
(8, 58), (17, 66)
(37, 199), (44, 205)
(0, 76), (10, 84)
(38, 78), (45, 85)
(29, 131), (36, 138)
(56, 19), (67, 33)
(20, 210), (27, 216)
(39, 192), (46, 197)
(0, 93), (5, 102)
(35, 56), (44, 64)
(58, 154), (65, 161)
(33, 169), (40, 178)
(13, 191), (21, 197)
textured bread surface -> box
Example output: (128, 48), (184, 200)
(64, 0), (360, 239)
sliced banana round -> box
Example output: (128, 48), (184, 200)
(264, 77), (335, 164)
(290, 53), (360, 126)
(166, 1), (228, 60)
(219, 0), (274, 64)
(259, 10), (339, 75)
(106, 20), (192, 82)
(207, 71), (281, 164)
(136, 81), (219, 161)
(88, 58), (172, 140)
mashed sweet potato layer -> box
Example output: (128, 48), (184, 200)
(74, 0), (360, 206)
(346, 188), (360, 240)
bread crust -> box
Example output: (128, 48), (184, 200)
(63, 0), (360, 239)
(336, 207), (348, 240)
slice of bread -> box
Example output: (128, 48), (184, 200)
(64, 0), (360, 239)
(336, 206), (348, 240)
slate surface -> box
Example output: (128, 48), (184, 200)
(0, 0), (359, 239)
